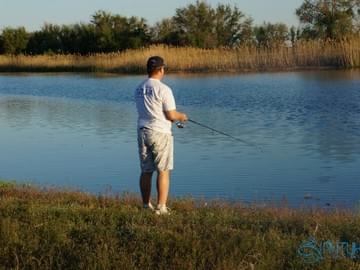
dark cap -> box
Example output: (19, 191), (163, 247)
(147, 56), (165, 74)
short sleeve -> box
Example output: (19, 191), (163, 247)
(162, 87), (176, 111)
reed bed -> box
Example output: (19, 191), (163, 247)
(0, 37), (359, 74)
(1, 180), (360, 269)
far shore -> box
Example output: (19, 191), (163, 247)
(0, 64), (348, 76)
(0, 39), (359, 75)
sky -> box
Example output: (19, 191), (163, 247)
(0, 0), (304, 31)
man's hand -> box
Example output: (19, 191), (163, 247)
(179, 113), (188, 122)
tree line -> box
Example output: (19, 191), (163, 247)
(0, 0), (359, 55)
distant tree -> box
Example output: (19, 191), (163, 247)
(297, 25), (319, 40)
(214, 4), (253, 47)
(91, 10), (118, 52)
(296, 0), (360, 39)
(27, 24), (63, 54)
(289, 26), (304, 45)
(91, 10), (150, 52)
(59, 24), (97, 54)
(0, 32), (4, 54)
(151, 18), (182, 45)
(173, 1), (217, 47)
(254, 23), (289, 47)
(122, 16), (150, 49)
(0, 27), (29, 54)
(165, 1), (253, 48)
(235, 17), (254, 46)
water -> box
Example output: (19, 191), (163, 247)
(0, 71), (359, 207)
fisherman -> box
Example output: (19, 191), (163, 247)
(135, 56), (188, 215)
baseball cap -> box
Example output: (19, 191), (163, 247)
(147, 56), (165, 73)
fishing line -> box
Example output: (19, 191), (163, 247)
(177, 119), (263, 152)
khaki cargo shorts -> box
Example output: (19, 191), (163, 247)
(137, 128), (174, 172)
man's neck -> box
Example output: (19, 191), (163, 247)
(149, 74), (162, 80)
(149, 70), (164, 80)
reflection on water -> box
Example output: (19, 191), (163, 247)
(0, 96), (133, 136)
(0, 70), (359, 207)
(0, 96), (139, 193)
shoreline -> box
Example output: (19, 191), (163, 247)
(0, 179), (357, 211)
(0, 180), (359, 269)
(0, 65), (356, 77)
(0, 180), (355, 210)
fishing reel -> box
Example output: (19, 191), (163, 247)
(176, 122), (185, 128)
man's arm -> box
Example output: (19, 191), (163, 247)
(164, 110), (188, 122)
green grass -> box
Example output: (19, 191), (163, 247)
(0, 180), (360, 269)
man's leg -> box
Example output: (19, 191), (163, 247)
(156, 170), (170, 206)
(140, 172), (153, 204)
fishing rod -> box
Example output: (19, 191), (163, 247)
(177, 119), (263, 152)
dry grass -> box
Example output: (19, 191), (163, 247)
(0, 37), (359, 74)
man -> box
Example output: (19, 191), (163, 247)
(135, 56), (188, 215)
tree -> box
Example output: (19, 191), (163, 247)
(151, 18), (182, 45)
(254, 23), (289, 47)
(0, 27), (29, 54)
(27, 24), (63, 54)
(121, 16), (150, 49)
(214, 4), (253, 47)
(91, 10), (118, 52)
(60, 24), (97, 54)
(91, 11), (150, 52)
(0, 35), (3, 53)
(174, 1), (217, 47)
(289, 26), (303, 45)
(296, 0), (360, 39)
(166, 1), (253, 48)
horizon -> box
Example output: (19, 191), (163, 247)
(1, 0), (303, 31)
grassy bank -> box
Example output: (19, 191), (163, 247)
(0, 181), (360, 269)
(0, 38), (359, 74)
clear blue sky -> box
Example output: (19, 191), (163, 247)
(0, 0), (304, 31)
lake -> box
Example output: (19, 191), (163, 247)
(0, 70), (359, 208)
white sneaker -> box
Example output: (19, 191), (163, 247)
(155, 205), (170, 215)
(143, 202), (155, 211)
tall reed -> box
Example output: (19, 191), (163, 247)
(0, 37), (359, 73)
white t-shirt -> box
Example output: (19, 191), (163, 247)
(135, 78), (176, 134)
